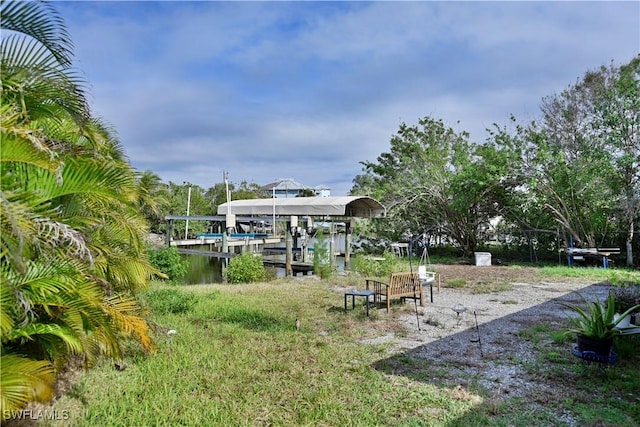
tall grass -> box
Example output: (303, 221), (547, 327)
(42, 281), (475, 426)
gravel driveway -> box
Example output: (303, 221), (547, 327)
(353, 265), (624, 425)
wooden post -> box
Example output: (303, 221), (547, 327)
(290, 216), (298, 258)
(345, 219), (353, 270)
(329, 231), (335, 272)
(222, 231), (229, 271)
(301, 229), (309, 263)
(166, 219), (173, 247)
(285, 229), (293, 277)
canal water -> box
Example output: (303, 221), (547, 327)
(181, 237), (348, 285)
(182, 251), (224, 284)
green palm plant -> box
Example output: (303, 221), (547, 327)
(1, 0), (158, 417)
(562, 292), (640, 340)
(136, 170), (167, 228)
(1, 139), (158, 414)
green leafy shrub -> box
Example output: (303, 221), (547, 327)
(350, 252), (397, 277)
(148, 247), (189, 283)
(313, 233), (333, 279)
(138, 288), (197, 314)
(225, 252), (266, 284)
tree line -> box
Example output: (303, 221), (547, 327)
(137, 176), (266, 239)
(352, 56), (639, 266)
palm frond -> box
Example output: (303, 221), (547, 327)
(0, 0), (159, 413)
(0, 283), (16, 336)
(0, 354), (55, 417)
(0, 0), (74, 67)
(103, 294), (157, 353)
(1, 34), (89, 124)
(29, 157), (135, 207)
(0, 132), (60, 175)
(0, 105), (61, 170)
(4, 259), (106, 319)
(2, 322), (83, 354)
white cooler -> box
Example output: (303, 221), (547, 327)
(474, 252), (491, 266)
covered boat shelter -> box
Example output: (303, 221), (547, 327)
(217, 196), (386, 273)
(217, 196), (385, 218)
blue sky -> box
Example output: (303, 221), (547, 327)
(57, 1), (639, 196)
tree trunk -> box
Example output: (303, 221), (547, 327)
(626, 220), (634, 267)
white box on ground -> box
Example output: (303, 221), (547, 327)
(474, 252), (491, 266)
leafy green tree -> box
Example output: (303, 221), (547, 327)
(351, 61), (637, 264)
(499, 58), (639, 265)
(592, 57), (640, 266)
(162, 182), (210, 239)
(148, 247), (189, 283)
(353, 117), (515, 255)
(487, 120), (577, 259)
(297, 189), (316, 197)
(205, 182), (230, 217)
(539, 70), (617, 248)
(205, 180), (266, 214)
(234, 180), (268, 200)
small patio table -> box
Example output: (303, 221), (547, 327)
(344, 290), (376, 317)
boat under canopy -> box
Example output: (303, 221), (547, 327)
(217, 196), (386, 218)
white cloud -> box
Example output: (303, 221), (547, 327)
(57, 1), (639, 197)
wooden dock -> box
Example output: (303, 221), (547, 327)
(171, 236), (282, 248)
(262, 256), (314, 275)
(170, 234), (318, 276)
(176, 248), (234, 258)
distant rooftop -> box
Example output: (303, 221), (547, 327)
(261, 178), (331, 198)
(261, 178), (309, 191)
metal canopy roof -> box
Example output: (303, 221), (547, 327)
(217, 196), (386, 218)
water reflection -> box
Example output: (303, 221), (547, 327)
(181, 251), (223, 285)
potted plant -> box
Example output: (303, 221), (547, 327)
(562, 292), (640, 356)
(611, 284), (640, 327)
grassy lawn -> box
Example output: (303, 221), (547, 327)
(39, 267), (639, 426)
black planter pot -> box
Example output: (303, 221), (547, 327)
(577, 334), (613, 356)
